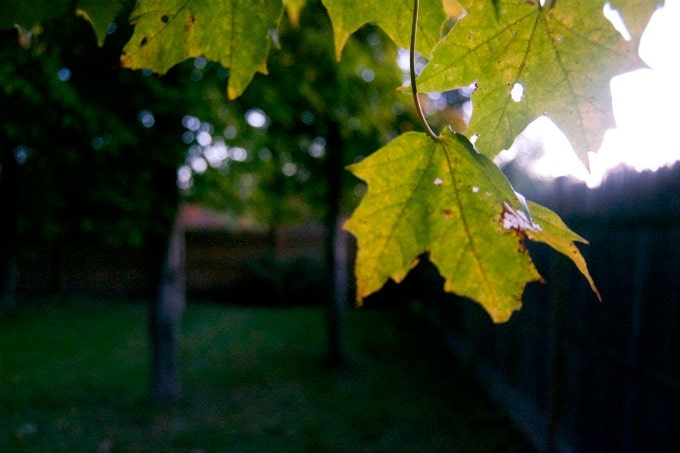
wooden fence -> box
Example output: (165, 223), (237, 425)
(15, 218), (327, 301)
(417, 163), (680, 452)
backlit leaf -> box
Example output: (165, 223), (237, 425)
(344, 129), (543, 322)
(321, 0), (457, 60)
(609, 0), (662, 40)
(120, 0), (283, 99)
(525, 201), (601, 300)
(416, 0), (649, 163)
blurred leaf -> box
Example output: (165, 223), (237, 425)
(284, 0), (307, 27)
(1, 0), (70, 30)
(416, 0), (649, 163)
(321, 0), (452, 59)
(76, 0), (126, 46)
(120, 0), (283, 99)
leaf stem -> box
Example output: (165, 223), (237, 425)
(411, 0), (438, 141)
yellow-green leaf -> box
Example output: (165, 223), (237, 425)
(609, 0), (662, 41)
(525, 201), (601, 300)
(344, 129), (543, 323)
(416, 0), (649, 163)
(283, 0), (307, 27)
(321, 0), (454, 60)
(120, 0), (284, 99)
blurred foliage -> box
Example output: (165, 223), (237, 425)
(1, 0), (421, 245)
(0, 8), (191, 248)
(178, 0), (420, 226)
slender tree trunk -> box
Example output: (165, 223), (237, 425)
(327, 216), (350, 364)
(149, 215), (186, 403)
(324, 121), (348, 365)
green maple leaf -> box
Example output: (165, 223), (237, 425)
(120, 0), (283, 99)
(344, 128), (598, 322)
(321, 0), (458, 60)
(2, 0), (124, 45)
(76, 0), (126, 46)
(416, 0), (649, 162)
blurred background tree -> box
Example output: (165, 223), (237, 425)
(0, 0), (422, 397)
(178, 1), (418, 225)
(171, 0), (421, 363)
(0, 10), (187, 310)
(0, 3), (207, 400)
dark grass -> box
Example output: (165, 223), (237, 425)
(1, 298), (531, 452)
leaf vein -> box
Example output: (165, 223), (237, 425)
(441, 141), (497, 301)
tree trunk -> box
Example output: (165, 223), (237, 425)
(149, 215), (186, 403)
(324, 121), (348, 365)
(326, 216), (350, 365)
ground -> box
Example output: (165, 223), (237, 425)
(0, 298), (531, 452)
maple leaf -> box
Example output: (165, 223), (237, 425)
(609, 0), (663, 41)
(321, 0), (460, 60)
(344, 129), (543, 322)
(524, 201), (600, 300)
(119, 0), (283, 99)
(4, 0), (127, 45)
(76, 0), (127, 46)
(415, 0), (649, 163)
(344, 128), (599, 321)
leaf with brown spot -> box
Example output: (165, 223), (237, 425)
(344, 128), (543, 323)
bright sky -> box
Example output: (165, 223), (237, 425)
(497, 0), (680, 187)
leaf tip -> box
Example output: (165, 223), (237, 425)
(227, 84), (242, 100)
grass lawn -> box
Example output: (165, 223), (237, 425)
(1, 298), (531, 452)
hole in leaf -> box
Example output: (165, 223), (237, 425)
(140, 37), (147, 47)
(161, 15), (169, 23)
(511, 83), (524, 102)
